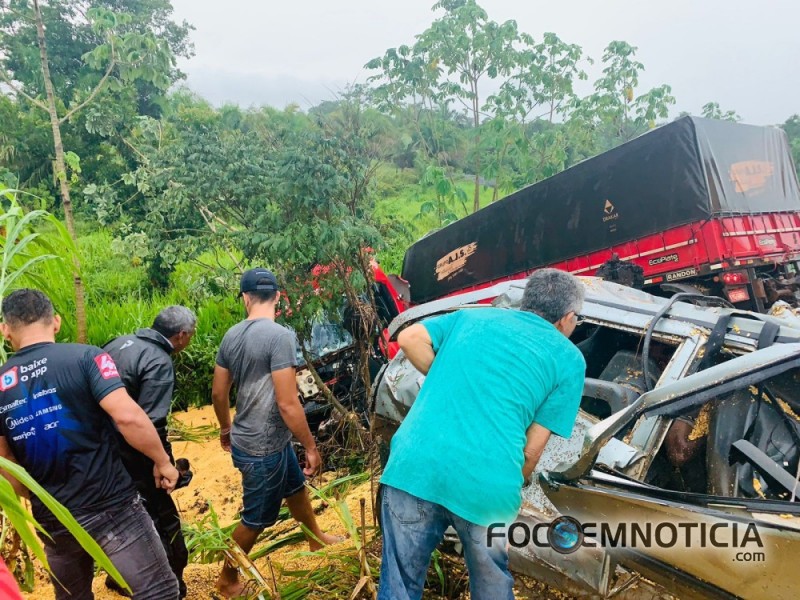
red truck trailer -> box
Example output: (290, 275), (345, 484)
(401, 116), (800, 311)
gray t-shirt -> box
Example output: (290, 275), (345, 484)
(216, 318), (298, 456)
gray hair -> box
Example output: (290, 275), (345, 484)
(520, 269), (584, 323)
(152, 305), (197, 338)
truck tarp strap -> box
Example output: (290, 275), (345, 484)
(757, 321), (780, 349)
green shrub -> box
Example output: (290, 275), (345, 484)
(80, 230), (149, 304)
(85, 292), (241, 410)
(172, 296), (241, 410)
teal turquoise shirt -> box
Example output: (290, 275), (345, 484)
(381, 308), (586, 527)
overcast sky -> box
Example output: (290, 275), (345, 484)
(169, 0), (799, 125)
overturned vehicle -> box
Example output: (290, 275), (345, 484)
(371, 278), (800, 600)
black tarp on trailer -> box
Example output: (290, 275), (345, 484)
(402, 116), (800, 304)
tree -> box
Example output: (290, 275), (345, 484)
(0, 0), (181, 340)
(105, 91), (388, 429)
(485, 32), (587, 197)
(418, 0), (519, 212)
(0, 1), (192, 191)
(366, 43), (449, 164)
(701, 101), (740, 122)
(781, 115), (800, 179)
(417, 165), (468, 226)
(574, 41), (675, 153)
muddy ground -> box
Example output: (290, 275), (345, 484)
(21, 406), (576, 599)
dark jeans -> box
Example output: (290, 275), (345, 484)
(43, 495), (179, 600)
(119, 438), (189, 597)
(378, 485), (514, 600)
(231, 442), (306, 530)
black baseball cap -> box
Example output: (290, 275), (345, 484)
(239, 268), (279, 296)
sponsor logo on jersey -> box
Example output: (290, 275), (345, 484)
(94, 353), (119, 380)
(0, 367), (19, 392)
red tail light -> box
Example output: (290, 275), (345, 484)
(722, 271), (749, 285)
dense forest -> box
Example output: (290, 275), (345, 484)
(1, 0), (799, 407)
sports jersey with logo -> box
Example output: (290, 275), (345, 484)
(0, 342), (135, 529)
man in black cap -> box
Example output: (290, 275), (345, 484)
(103, 305), (197, 598)
(212, 268), (339, 598)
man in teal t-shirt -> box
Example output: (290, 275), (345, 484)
(378, 269), (586, 600)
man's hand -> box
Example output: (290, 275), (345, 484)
(153, 460), (180, 493)
(303, 446), (322, 476)
(220, 427), (232, 452)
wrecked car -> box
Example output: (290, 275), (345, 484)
(371, 277), (800, 599)
(296, 263), (406, 434)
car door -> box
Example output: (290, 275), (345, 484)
(544, 344), (800, 600)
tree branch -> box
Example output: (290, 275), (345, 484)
(120, 136), (149, 163)
(0, 68), (48, 111)
(59, 56), (116, 124)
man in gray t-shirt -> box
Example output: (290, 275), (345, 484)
(216, 318), (295, 456)
(212, 268), (340, 599)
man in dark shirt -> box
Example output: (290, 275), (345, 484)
(0, 289), (180, 600)
(104, 306), (196, 598)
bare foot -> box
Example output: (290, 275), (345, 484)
(308, 531), (346, 551)
(215, 576), (246, 599)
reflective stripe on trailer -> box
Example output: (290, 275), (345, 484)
(721, 227), (800, 236)
(570, 239), (697, 275)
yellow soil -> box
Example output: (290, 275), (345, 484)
(22, 406), (378, 599)
(688, 404), (711, 441)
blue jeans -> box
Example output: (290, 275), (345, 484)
(378, 485), (514, 600)
(43, 495), (179, 600)
(232, 442), (306, 530)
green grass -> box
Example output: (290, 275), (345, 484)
(79, 230), (149, 304)
(373, 167), (496, 274)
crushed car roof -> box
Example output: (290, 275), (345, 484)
(391, 277), (800, 351)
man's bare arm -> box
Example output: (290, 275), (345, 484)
(211, 365), (234, 451)
(0, 435), (27, 498)
(99, 388), (179, 492)
(272, 367), (314, 448)
(522, 423), (552, 482)
(272, 367), (321, 475)
(397, 324), (435, 375)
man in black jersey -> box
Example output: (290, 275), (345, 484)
(0, 289), (180, 600)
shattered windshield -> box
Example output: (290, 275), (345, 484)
(294, 321), (354, 364)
